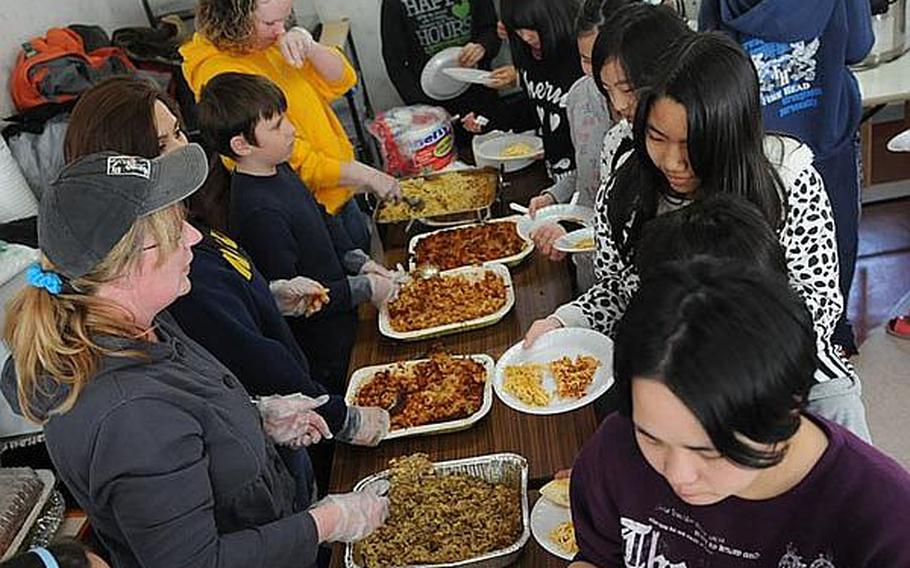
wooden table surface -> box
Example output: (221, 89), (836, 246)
(329, 164), (599, 568)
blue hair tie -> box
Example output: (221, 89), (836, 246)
(29, 547), (61, 568)
(26, 263), (63, 295)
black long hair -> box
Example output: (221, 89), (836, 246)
(634, 192), (788, 278)
(574, 0), (634, 36)
(590, 3), (690, 101)
(613, 258), (817, 468)
(607, 32), (785, 262)
(1, 541), (91, 568)
(500, 0), (581, 67)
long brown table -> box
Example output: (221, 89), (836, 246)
(329, 166), (600, 568)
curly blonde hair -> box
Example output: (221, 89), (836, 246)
(196, 0), (258, 52)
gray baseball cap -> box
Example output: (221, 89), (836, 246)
(38, 143), (208, 279)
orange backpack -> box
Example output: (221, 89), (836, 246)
(11, 27), (136, 112)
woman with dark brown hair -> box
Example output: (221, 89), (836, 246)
(63, 77), (187, 160)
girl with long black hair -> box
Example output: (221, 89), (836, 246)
(589, 3), (691, 183)
(496, 0), (584, 180)
(568, 259), (909, 567)
(525, 0), (632, 287)
(525, 32), (860, 435)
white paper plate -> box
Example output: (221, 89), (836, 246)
(442, 67), (492, 84)
(421, 47), (471, 101)
(379, 264), (515, 341)
(407, 216), (534, 271)
(554, 227), (595, 253)
(345, 354), (494, 440)
(493, 328), (614, 415)
(530, 496), (574, 561)
(516, 204), (595, 241)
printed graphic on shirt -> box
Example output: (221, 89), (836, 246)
(778, 544), (836, 568)
(744, 38), (821, 119)
(523, 70), (573, 179)
(618, 510), (839, 567)
(401, 0), (473, 55)
(210, 229), (252, 281)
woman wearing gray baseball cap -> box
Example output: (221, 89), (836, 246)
(1, 144), (387, 568)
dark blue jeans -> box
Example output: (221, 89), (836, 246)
(815, 141), (860, 353)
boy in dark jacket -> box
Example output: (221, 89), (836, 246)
(700, 0), (874, 353)
(196, 72), (396, 393)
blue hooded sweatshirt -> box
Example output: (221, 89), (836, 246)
(700, 0), (873, 160)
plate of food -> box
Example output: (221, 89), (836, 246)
(380, 264), (514, 341)
(474, 132), (544, 172)
(348, 453), (530, 568)
(375, 168), (498, 224)
(531, 478), (577, 560)
(493, 328), (613, 415)
(554, 227), (595, 253)
(408, 216), (534, 271)
(516, 204), (596, 241)
(345, 352), (494, 439)
(442, 67), (493, 85)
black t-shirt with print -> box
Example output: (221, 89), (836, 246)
(519, 43), (583, 180)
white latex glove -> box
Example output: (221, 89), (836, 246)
(258, 393), (333, 447)
(530, 222), (567, 261)
(310, 484), (389, 543)
(360, 259), (394, 279)
(523, 316), (564, 349)
(269, 277), (330, 317)
(341, 161), (403, 202)
(528, 193), (557, 218)
(279, 26), (316, 68)
(366, 273), (396, 308)
(336, 406), (390, 447)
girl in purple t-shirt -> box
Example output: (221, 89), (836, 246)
(569, 258), (910, 567)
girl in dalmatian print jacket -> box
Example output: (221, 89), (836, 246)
(525, 32), (871, 441)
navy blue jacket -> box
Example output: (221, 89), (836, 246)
(229, 165), (362, 393)
(700, 0), (873, 160)
(169, 227), (348, 432)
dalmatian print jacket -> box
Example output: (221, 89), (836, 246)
(554, 127), (851, 382)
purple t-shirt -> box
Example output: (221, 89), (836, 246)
(570, 413), (910, 567)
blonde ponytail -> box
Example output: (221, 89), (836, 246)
(2, 205), (185, 424)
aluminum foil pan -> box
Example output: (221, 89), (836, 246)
(375, 168), (499, 225)
(346, 453), (530, 568)
(379, 264), (515, 342)
(407, 216), (534, 272)
(344, 354), (495, 440)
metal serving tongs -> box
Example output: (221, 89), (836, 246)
(402, 194), (425, 210)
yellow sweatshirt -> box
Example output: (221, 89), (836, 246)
(181, 34), (358, 214)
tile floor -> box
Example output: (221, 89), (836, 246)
(848, 197), (910, 344)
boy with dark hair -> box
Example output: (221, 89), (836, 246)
(196, 72), (396, 392)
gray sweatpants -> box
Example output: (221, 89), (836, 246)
(806, 375), (872, 444)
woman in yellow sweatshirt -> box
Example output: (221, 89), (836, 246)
(182, 0), (400, 250)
